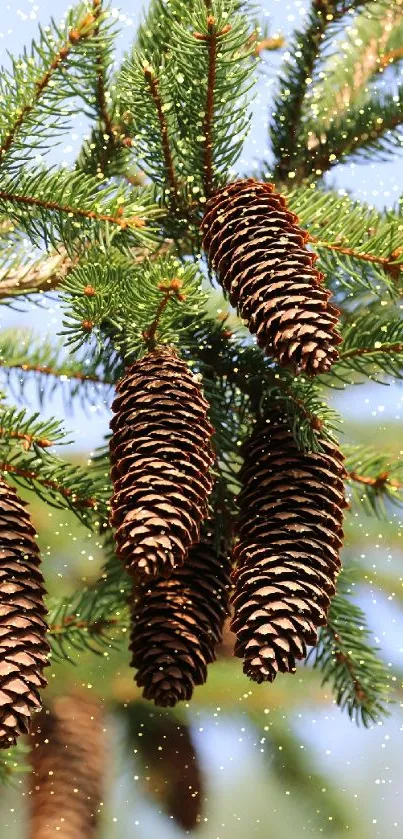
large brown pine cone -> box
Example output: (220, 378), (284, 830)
(130, 523), (232, 706)
(29, 694), (106, 839)
(110, 346), (215, 579)
(231, 414), (347, 683)
(201, 179), (341, 375)
(0, 478), (49, 748)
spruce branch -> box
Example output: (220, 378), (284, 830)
(345, 446), (403, 518)
(313, 572), (390, 725)
(0, 407), (67, 451)
(0, 329), (116, 413)
(270, 0), (389, 180)
(91, 0), (116, 146)
(328, 312), (403, 384)
(0, 2), (114, 172)
(195, 13), (228, 197)
(0, 446), (108, 525)
(142, 277), (187, 348)
(189, 318), (340, 451)
(311, 237), (403, 280)
(285, 185), (403, 298)
(305, 87), (403, 174)
(48, 525), (130, 661)
(0, 169), (160, 252)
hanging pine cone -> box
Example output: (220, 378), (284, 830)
(0, 478), (49, 748)
(130, 523), (232, 706)
(110, 346), (215, 579)
(231, 414), (347, 683)
(201, 179), (341, 375)
(29, 694), (105, 839)
(110, 347), (213, 577)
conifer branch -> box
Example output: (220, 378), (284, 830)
(311, 237), (403, 278)
(0, 11), (97, 163)
(340, 343), (403, 360)
(0, 428), (52, 450)
(313, 572), (390, 725)
(91, 0), (115, 142)
(344, 446), (403, 517)
(348, 470), (403, 492)
(142, 278), (186, 348)
(0, 462), (98, 509)
(0, 356), (110, 386)
(0, 190), (145, 231)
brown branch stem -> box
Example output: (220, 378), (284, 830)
(0, 358), (111, 385)
(143, 66), (179, 201)
(0, 462), (98, 509)
(0, 428), (52, 450)
(202, 16), (218, 198)
(347, 470), (403, 492)
(50, 615), (122, 636)
(340, 343), (403, 360)
(310, 237), (403, 277)
(327, 622), (370, 705)
(143, 279), (185, 348)
(0, 190), (145, 229)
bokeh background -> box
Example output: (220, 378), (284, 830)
(0, 0), (402, 836)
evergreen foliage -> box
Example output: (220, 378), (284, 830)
(0, 0), (401, 790)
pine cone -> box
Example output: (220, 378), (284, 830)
(29, 694), (105, 839)
(201, 179), (341, 375)
(231, 414), (347, 683)
(110, 346), (215, 579)
(0, 478), (49, 748)
(130, 523), (232, 706)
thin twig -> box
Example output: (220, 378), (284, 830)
(340, 343), (403, 360)
(347, 470), (403, 491)
(0, 358), (111, 385)
(0, 190), (146, 229)
(202, 16), (218, 198)
(49, 615), (123, 636)
(0, 461), (99, 509)
(0, 427), (52, 450)
(143, 66), (180, 201)
(143, 278), (186, 348)
(311, 237), (403, 277)
(326, 621), (370, 705)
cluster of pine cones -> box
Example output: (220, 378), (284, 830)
(0, 179), (346, 753)
(109, 180), (346, 707)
